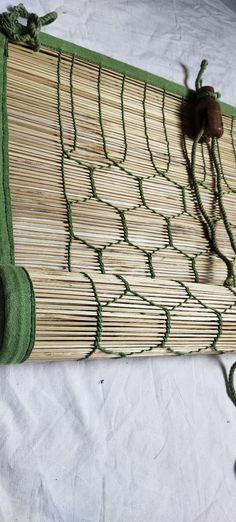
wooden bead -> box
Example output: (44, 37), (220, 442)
(195, 86), (224, 142)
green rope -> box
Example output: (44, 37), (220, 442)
(143, 84), (171, 175)
(211, 137), (236, 255)
(231, 116), (236, 163)
(191, 59), (236, 404)
(195, 59), (208, 91)
(190, 60), (236, 286)
(190, 128), (235, 287)
(228, 361), (236, 406)
(0, 4), (57, 51)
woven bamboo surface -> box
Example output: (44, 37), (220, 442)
(6, 42), (236, 360)
(28, 269), (236, 361)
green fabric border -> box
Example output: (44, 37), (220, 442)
(37, 32), (236, 119)
(0, 35), (14, 264)
(0, 265), (35, 363)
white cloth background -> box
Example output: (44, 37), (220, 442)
(0, 1), (236, 520)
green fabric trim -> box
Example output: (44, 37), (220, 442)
(0, 265), (35, 363)
(0, 35), (14, 264)
(34, 32), (236, 119)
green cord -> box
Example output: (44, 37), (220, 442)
(0, 4), (57, 51)
(228, 362), (236, 406)
(190, 128), (235, 287)
(192, 59), (236, 404)
(195, 59), (208, 91)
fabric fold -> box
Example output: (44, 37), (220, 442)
(0, 265), (35, 363)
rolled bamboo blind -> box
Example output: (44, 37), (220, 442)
(1, 29), (236, 362)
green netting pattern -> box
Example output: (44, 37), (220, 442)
(57, 52), (216, 280)
(56, 51), (236, 358)
(81, 272), (236, 359)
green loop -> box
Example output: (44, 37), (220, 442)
(0, 265), (35, 363)
(0, 4), (57, 51)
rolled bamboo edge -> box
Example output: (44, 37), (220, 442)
(24, 269), (236, 362)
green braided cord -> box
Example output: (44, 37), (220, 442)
(231, 116), (236, 163)
(0, 4), (57, 51)
(211, 137), (236, 255)
(195, 59), (208, 91)
(214, 139), (236, 194)
(189, 128), (235, 287)
(143, 84), (171, 175)
(201, 142), (207, 183)
(178, 281), (223, 353)
(192, 59), (236, 405)
(228, 362), (236, 406)
(121, 74), (128, 163)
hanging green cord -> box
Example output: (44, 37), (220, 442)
(228, 362), (236, 406)
(190, 130), (236, 287)
(195, 59), (208, 90)
(211, 137), (236, 255)
(192, 59), (236, 404)
(0, 4), (57, 51)
(191, 60), (236, 286)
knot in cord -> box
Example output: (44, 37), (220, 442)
(0, 3), (57, 51)
(196, 89), (221, 101)
(195, 59), (221, 99)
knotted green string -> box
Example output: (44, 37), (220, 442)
(195, 59), (220, 99)
(192, 60), (236, 405)
(0, 3), (57, 51)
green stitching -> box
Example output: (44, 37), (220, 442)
(143, 84), (171, 175)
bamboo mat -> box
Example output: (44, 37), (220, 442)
(28, 269), (236, 361)
(5, 41), (236, 360)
